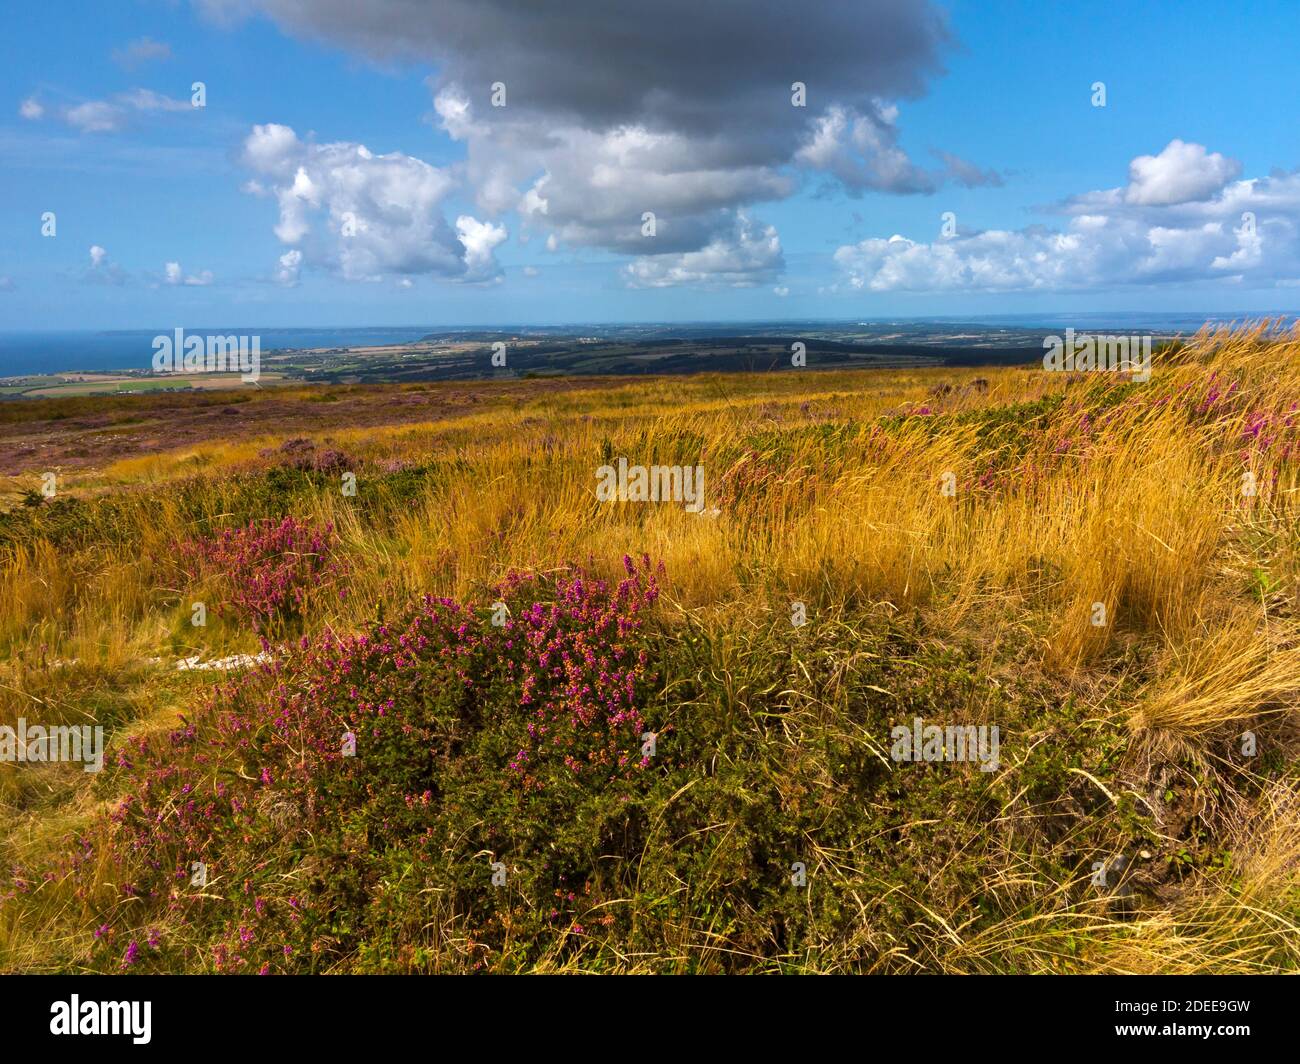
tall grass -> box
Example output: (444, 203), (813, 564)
(3, 322), (1300, 972)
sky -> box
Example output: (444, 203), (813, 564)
(1, 0), (1298, 331)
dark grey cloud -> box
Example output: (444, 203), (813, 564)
(205, 0), (989, 285)
(203, 0), (949, 159)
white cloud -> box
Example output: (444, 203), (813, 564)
(242, 122), (299, 175)
(455, 216), (508, 281)
(432, 89), (474, 140)
(441, 88), (786, 228)
(796, 103), (937, 194)
(164, 261), (214, 286)
(622, 212), (783, 288)
(241, 123), (504, 283)
(432, 85), (795, 281)
(66, 101), (125, 134)
(86, 245), (126, 285)
(1124, 139), (1242, 206)
(121, 88), (192, 113)
(421, 83), (979, 285)
(276, 248), (302, 286)
(29, 89), (194, 134)
(833, 143), (1300, 293)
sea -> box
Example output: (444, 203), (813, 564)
(0, 327), (439, 378)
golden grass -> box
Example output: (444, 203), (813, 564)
(3, 321), (1300, 971)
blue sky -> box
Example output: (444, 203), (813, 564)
(1, 0), (1297, 330)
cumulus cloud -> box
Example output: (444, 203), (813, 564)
(455, 216), (508, 280)
(793, 107), (1005, 195)
(1124, 139), (1242, 206)
(796, 103), (937, 194)
(164, 261), (214, 286)
(276, 248), (303, 286)
(18, 97), (43, 120)
(455, 99), (796, 248)
(86, 245), (127, 285)
(622, 212), (783, 288)
(201, 0), (983, 284)
(240, 123), (506, 283)
(832, 142), (1300, 293)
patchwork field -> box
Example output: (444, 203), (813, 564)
(2, 322), (1299, 973)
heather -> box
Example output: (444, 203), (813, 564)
(76, 557), (664, 972)
(172, 516), (347, 633)
(3, 322), (1300, 973)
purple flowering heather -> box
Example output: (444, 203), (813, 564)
(69, 555), (665, 972)
(174, 516), (348, 631)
